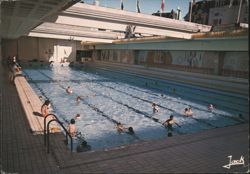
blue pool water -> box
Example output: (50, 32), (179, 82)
(23, 65), (249, 150)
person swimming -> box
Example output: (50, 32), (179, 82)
(116, 122), (135, 135)
(66, 86), (73, 94)
(116, 122), (125, 133)
(74, 114), (81, 120)
(208, 104), (214, 111)
(76, 94), (96, 103)
(162, 115), (181, 137)
(127, 127), (135, 135)
(184, 107), (193, 116)
(76, 96), (81, 103)
(68, 119), (77, 137)
(152, 102), (159, 113)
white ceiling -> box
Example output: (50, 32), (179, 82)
(1, 1), (212, 43)
(0, 0), (79, 39)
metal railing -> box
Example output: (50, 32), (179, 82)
(44, 114), (73, 153)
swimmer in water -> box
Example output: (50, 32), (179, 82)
(116, 122), (125, 133)
(162, 115), (181, 137)
(208, 104), (214, 111)
(74, 114), (81, 120)
(152, 102), (159, 113)
(76, 96), (81, 104)
(116, 122), (135, 135)
(184, 107), (193, 116)
(68, 119), (77, 137)
(66, 86), (73, 94)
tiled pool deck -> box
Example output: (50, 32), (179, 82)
(0, 64), (249, 174)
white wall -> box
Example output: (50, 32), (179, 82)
(2, 37), (81, 63)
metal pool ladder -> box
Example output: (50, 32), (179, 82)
(44, 114), (73, 153)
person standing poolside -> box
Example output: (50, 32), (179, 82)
(162, 115), (181, 137)
(41, 100), (51, 117)
(9, 61), (21, 84)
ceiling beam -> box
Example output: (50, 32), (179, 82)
(28, 32), (113, 43)
(54, 15), (192, 39)
(61, 3), (212, 33)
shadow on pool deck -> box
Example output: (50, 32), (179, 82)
(0, 65), (249, 174)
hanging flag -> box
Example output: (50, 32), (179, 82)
(121, 0), (124, 10)
(161, 0), (165, 13)
(229, 0), (233, 8)
(137, 0), (141, 13)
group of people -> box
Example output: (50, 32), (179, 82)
(40, 99), (81, 138)
(151, 101), (216, 136)
(152, 102), (215, 116)
(66, 86), (96, 104)
(115, 122), (135, 135)
(41, 99), (88, 152)
(6, 56), (22, 84)
(183, 107), (193, 116)
(43, 83), (217, 142)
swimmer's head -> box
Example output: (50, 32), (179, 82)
(45, 100), (50, 106)
(70, 119), (75, 124)
(170, 115), (174, 119)
(128, 127), (134, 134)
(75, 114), (81, 120)
(185, 108), (188, 111)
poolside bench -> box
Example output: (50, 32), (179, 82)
(15, 76), (61, 135)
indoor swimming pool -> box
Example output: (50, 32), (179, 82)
(22, 65), (249, 150)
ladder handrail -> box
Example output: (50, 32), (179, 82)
(44, 114), (73, 153)
(44, 114), (59, 146)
